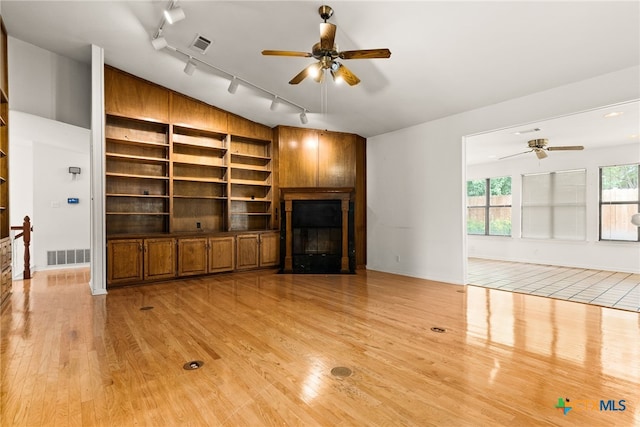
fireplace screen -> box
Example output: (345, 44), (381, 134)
(281, 199), (355, 273)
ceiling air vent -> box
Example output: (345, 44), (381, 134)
(190, 34), (212, 54)
(513, 127), (542, 135)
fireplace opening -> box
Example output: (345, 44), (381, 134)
(280, 199), (355, 274)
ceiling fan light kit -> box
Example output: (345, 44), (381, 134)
(500, 138), (585, 160)
(262, 5), (391, 86)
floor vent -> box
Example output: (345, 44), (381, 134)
(47, 249), (90, 266)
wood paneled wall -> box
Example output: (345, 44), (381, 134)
(274, 126), (366, 267)
(104, 66), (366, 267)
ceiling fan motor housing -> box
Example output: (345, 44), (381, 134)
(528, 138), (548, 149)
(319, 5), (334, 21)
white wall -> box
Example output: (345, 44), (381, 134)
(8, 36), (91, 129)
(10, 112), (90, 277)
(367, 66), (640, 284)
(467, 143), (640, 273)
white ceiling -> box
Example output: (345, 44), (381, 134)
(2, 1), (639, 155)
(467, 100), (640, 165)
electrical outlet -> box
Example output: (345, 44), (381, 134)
(396, 255), (400, 262)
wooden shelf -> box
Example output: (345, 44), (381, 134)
(173, 140), (226, 153)
(107, 193), (169, 198)
(106, 137), (168, 148)
(106, 172), (169, 180)
(104, 67), (276, 237)
(173, 177), (226, 184)
(106, 212), (169, 216)
(106, 152), (169, 163)
(173, 195), (227, 200)
(230, 163), (271, 172)
(230, 153), (270, 161)
(230, 212), (272, 216)
(230, 197), (271, 202)
(172, 159), (227, 168)
(230, 179), (271, 187)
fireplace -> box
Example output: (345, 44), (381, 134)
(280, 188), (355, 274)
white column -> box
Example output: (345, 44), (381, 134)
(89, 44), (106, 295)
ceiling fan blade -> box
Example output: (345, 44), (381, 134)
(262, 50), (312, 57)
(320, 23), (336, 50)
(535, 149), (548, 160)
(499, 150), (532, 160)
(547, 145), (584, 151)
(289, 62), (322, 85)
(339, 48), (392, 60)
(334, 63), (361, 86)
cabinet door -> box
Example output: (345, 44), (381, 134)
(108, 239), (143, 285)
(144, 238), (176, 281)
(236, 234), (259, 270)
(259, 232), (280, 267)
(208, 236), (235, 273)
(177, 238), (208, 276)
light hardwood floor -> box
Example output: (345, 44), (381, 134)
(1, 268), (639, 426)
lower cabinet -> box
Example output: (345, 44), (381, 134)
(144, 238), (177, 281)
(107, 232), (277, 287)
(208, 236), (235, 273)
(236, 232), (280, 270)
(177, 238), (208, 277)
(108, 239), (143, 285)
(1, 237), (12, 304)
(259, 232), (280, 267)
(177, 236), (235, 276)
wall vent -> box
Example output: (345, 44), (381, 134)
(190, 34), (212, 54)
(47, 249), (90, 266)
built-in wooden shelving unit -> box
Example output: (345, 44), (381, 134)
(0, 16), (12, 304)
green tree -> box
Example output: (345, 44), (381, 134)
(490, 176), (512, 196)
(602, 165), (638, 190)
(467, 179), (485, 196)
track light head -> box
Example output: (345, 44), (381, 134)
(151, 36), (168, 50)
(299, 110), (308, 125)
(164, 6), (185, 24)
(270, 96), (279, 111)
(184, 58), (196, 76)
(228, 77), (239, 94)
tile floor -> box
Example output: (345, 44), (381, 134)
(467, 258), (640, 312)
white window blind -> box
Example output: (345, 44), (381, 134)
(522, 169), (586, 240)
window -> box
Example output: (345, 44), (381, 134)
(600, 164), (639, 242)
(467, 176), (512, 236)
(522, 169), (586, 240)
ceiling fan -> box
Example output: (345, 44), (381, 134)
(500, 138), (584, 160)
(261, 5), (391, 86)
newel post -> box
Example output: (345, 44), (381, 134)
(11, 216), (33, 279)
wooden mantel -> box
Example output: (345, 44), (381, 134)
(280, 188), (354, 273)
